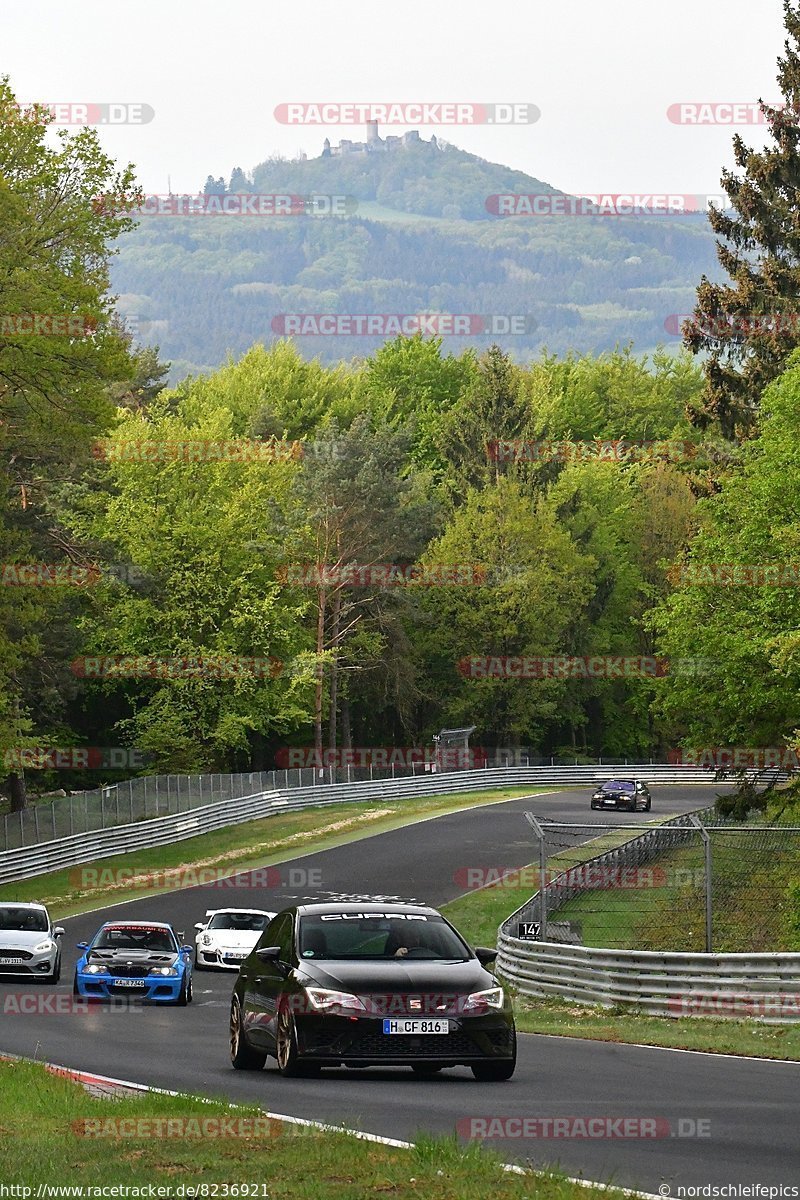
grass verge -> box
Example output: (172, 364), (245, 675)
(0, 1058), (641, 1199)
(0, 786), (551, 920)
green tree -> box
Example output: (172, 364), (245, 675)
(0, 77), (139, 807)
(652, 354), (800, 750)
(410, 478), (595, 747)
(685, 2), (800, 438)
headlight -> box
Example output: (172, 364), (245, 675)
(33, 939), (54, 954)
(148, 966), (179, 977)
(83, 964), (109, 975)
(304, 987), (366, 1012)
(462, 987), (504, 1013)
(200, 934), (212, 946)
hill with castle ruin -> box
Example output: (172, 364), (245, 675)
(111, 127), (721, 380)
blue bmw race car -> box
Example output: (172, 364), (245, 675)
(73, 920), (193, 1004)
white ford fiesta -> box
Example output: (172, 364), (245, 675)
(194, 908), (276, 970)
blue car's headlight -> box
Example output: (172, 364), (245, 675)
(83, 964), (109, 975)
(148, 967), (179, 977)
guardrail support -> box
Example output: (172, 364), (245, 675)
(689, 814), (713, 953)
(524, 812), (547, 939)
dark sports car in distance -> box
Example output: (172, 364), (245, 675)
(230, 901), (516, 1080)
(74, 920), (194, 1004)
(591, 779), (651, 812)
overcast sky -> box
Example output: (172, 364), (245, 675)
(1, 0), (789, 195)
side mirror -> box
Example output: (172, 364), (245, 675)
(53, 927), (65, 938)
(475, 946), (498, 965)
(181, 946), (193, 955)
(256, 945), (281, 963)
(194, 923), (205, 932)
(76, 941), (88, 950)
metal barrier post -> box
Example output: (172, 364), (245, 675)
(690, 814), (713, 953)
(525, 812), (547, 939)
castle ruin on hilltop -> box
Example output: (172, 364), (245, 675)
(321, 121), (441, 158)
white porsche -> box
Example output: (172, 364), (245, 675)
(194, 908), (276, 970)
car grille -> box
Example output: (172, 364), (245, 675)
(108, 964), (150, 978)
(344, 1031), (478, 1057)
(0, 948), (33, 959)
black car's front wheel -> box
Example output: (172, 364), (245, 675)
(275, 1008), (320, 1077)
(230, 997), (266, 1070)
(471, 1059), (516, 1081)
(471, 1028), (517, 1081)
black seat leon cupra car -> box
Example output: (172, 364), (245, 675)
(229, 901), (516, 1080)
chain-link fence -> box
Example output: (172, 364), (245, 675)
(508, 813), (800, 954)
(0, 771), (276, 852)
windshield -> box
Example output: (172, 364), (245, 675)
(208, 912), (272, 932)
(602, 780), (635, 792)
(298, 913), (470, 961)
(0, 906), (48, 933)
(93, 926), (176, 952)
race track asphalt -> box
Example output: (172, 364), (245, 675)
(2, 784), (797, 1193)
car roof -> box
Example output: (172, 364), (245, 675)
(294, 901), (438, 918)
(2, 901), (47, 910)
(203, 908), (275, 917)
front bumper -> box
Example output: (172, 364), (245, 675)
(0, 949), (58, 976)
(74, 973), (186, 1002)
(591, 796), (638, 810)
(294, 1013), (515, 1066)
(196, 946), (247, 970)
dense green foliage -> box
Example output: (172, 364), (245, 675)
(6, 29), (800, 803)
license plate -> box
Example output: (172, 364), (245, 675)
(383, 1019), (449, 1035)
(224, 952), (247, 960)
(603, 798), (616, 804)
(0, 958), (24, 965)
(112, 979), (146, 988)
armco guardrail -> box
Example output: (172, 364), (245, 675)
(0, 764), (724, 887)
(495, 936), (800, 1021)
(496, 796), (800, 1020)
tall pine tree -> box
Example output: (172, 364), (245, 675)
(685, 1), (800, 439)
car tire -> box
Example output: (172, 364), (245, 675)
(72, 973), (80, 996)
(471, 1028), (517, 1081)
(175, 976), (189, 1006)
(275, 1007), (320, 1077)
(645, 798), (652, 811)
(230, 997), (267, 1070)
(194, 956), (207, 971)
(44, 957), (61, 985)
(411, 1064), (444, 1075)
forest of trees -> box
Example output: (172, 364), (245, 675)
(4, 1), (800, 807)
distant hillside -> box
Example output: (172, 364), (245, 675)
(111, 138), (721, 380)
